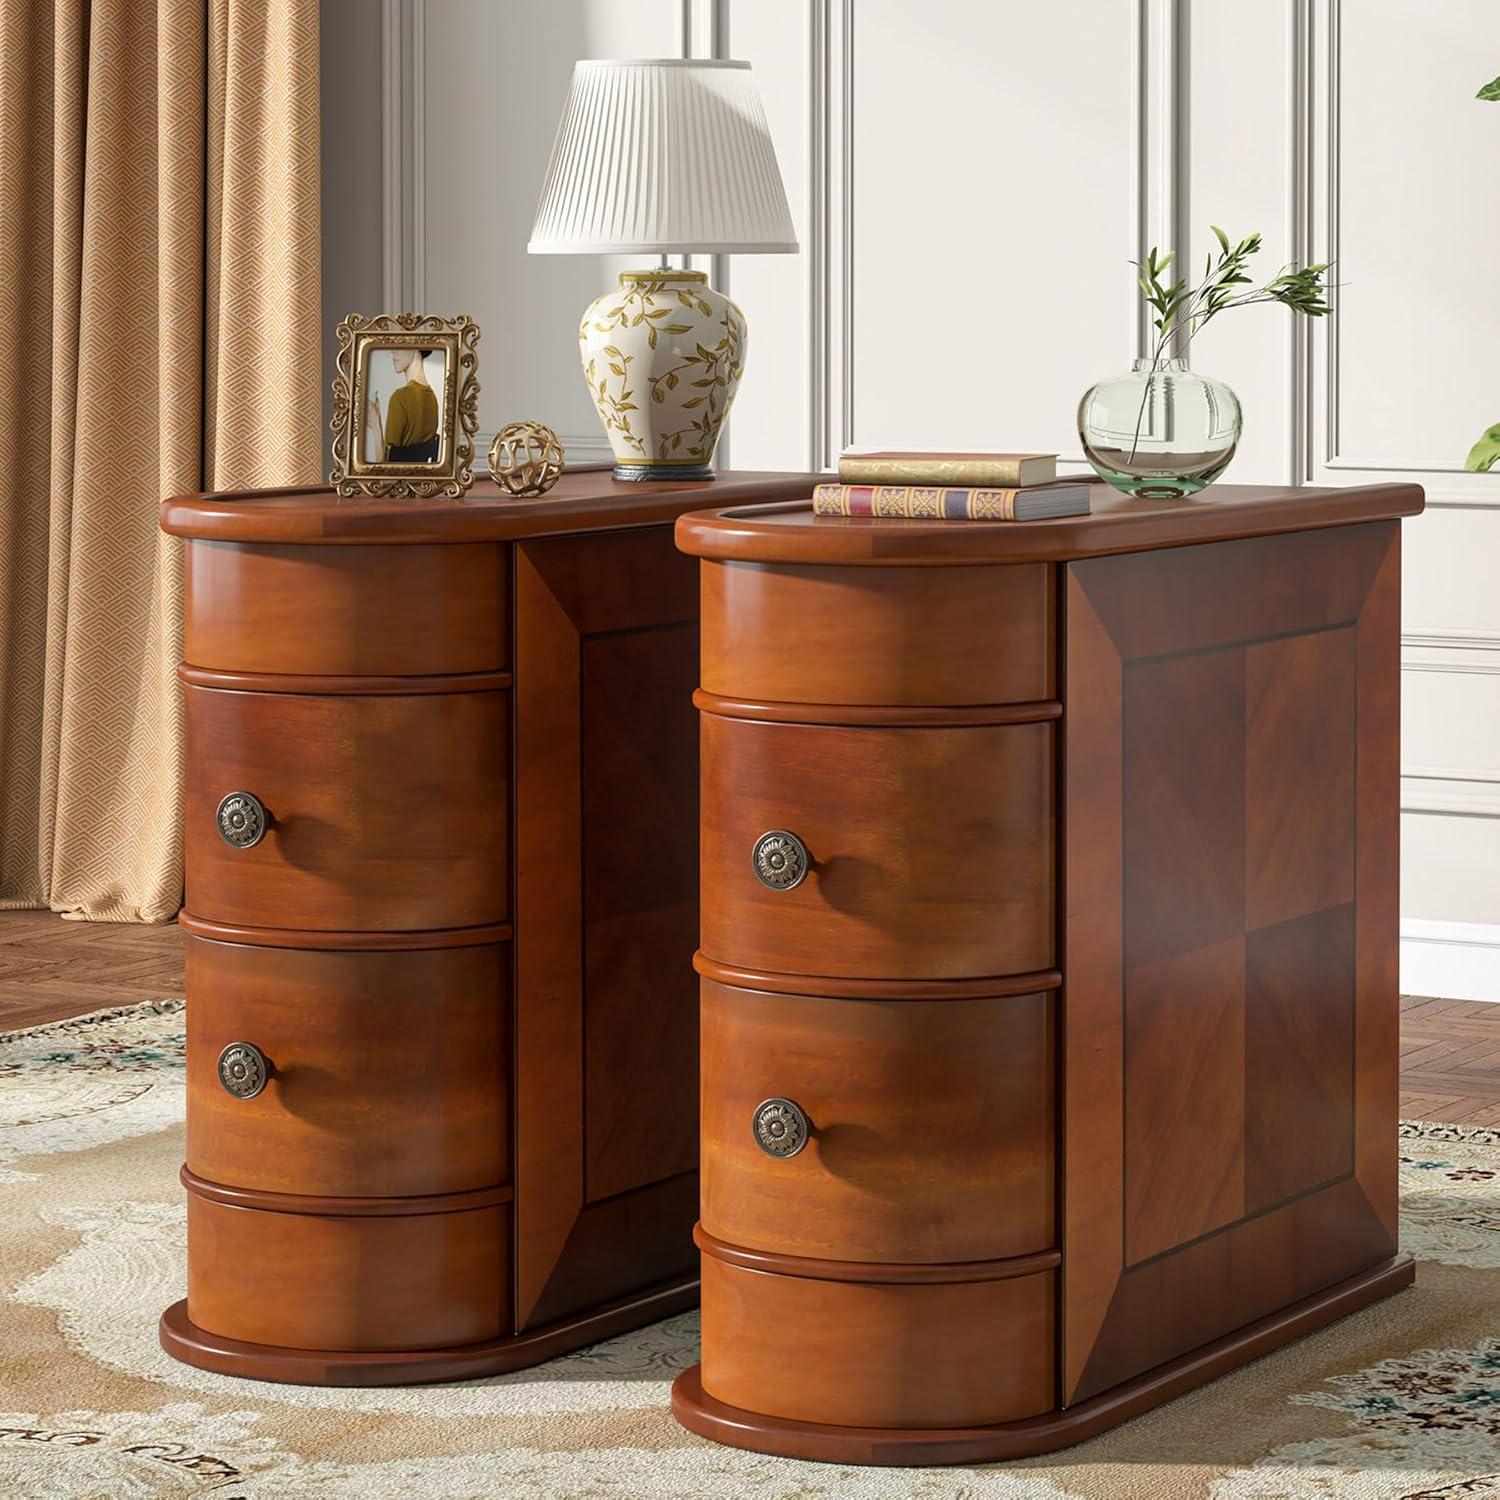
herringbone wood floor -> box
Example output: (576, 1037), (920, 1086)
(1399, 994), (1500, 1126)
(0, 909), (185, 1029)
(0, 911), (1495, 1124)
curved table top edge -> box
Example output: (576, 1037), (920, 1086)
(161, 470), (824, 544)
(674, 482), (1426, 565)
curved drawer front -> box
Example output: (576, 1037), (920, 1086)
(701, 979), (1053, 1264)
(184, 540), (508, 677)
(700, 714), (1054, 979)
(700, 1254), (1054, 1430)
(184, 685), (507, 931)
(701, 559), (1053, 707)
(185, 1194), (508, 1352)
(185, 935), (508, 1198)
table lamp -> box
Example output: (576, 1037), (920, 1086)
(529, 59), (797, 481)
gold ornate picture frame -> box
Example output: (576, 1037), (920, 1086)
(330, 313), (481, 497)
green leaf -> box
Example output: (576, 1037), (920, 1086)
(1211, 225), (1230, 254)
(1478, 76), (1500, 100)
(1465, 423), (1500, 471)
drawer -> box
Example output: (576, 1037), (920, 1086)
(184, 540), (507, 677)
(186, 1194), (509, 1352)
(184, 685), (507, 931)
(702, 560), (1053, 706)
(700, 715), (1054, 979)
(701, 980), (1053, 1264)
(700, 1252), (1055, 1430)
(185, 935), (507, 1198)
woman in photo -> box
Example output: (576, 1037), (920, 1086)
(368, 347), (441, 462)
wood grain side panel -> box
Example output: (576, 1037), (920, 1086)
(1046, 524), (1392, 660)
(513, 527), (702, 1331)
(1060, 572), (1125, 1402)
(186, 1196), (509, 1352)
(701, 980), (1054, 1265)
(1124, 938), (1246, 1265)
(1123, 647), (1246, 970)
(184, 687), (508, 932)
(581, 624), (700, 1203)
(513, 542), (586, 1330)
(184, 540), (508, 676)
(700, 560), (1054, 706)
(701, 716), (1055, 980)
(1244, 905), (1356, 1216)
(1245, 628), (1356, 930)
(523, 1173), (699, 1330)
(1078, 1176), (1393, 1395)
(1354, 524), (1402, 1245)
(185, 936), (508, 1198)
(1065, 521), (1404, 1404)
(700, 1256), (1055, 1430)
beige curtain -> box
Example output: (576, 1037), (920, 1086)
(0, 0), (321, 921)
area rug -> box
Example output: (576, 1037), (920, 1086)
(1, 1002), (1496, 1499)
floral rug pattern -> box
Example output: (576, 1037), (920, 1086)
(1, 1002), (1497, 1499)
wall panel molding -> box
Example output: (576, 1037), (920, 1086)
(1403, 766), (1500, 819)
(1287, 0), (1313, 483)
(1134, 0), (1189, 360)
(1402, 629), (1500, 676)
(1401, 919), (1500, 1004)
(806, 0), (853, 470)
(1310, 0), (1500, 497)
(380, 0), (425, 313)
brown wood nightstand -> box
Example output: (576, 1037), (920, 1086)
(157, 467), (820, 1385)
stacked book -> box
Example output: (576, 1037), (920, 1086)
(813, 449), (1093, 521)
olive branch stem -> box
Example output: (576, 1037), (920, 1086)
(1126, 227), (1333, 461)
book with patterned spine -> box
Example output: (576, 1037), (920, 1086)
(837, 449), (1057, 486)
(813, 480), (1093, 521)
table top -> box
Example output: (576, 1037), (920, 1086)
(674, 482), (1426, 566)
(161, 468), (823, 545)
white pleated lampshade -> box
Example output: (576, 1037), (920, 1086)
(528, 59), (797, 255)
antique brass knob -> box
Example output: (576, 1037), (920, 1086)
(217, 1042), (269, 1100)
(215, 791), (266, 849)
(751, 829), (808, 891)
(752, 1097), (809, 1159)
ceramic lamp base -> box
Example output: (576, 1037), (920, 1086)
(613, 461), (716, 483)
(580, 269), (744, 480)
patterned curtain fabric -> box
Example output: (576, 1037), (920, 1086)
(0, 0), (321, 920)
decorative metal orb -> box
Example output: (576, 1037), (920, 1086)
(488, 421), (564, 497)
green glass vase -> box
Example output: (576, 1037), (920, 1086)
(1078, 357), (1242, 499)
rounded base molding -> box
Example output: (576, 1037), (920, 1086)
(160, 1276), (698, 1388)
(671, 1254), (1416, 1466)
(613, 462), (716, 483)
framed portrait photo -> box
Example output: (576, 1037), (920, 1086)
(330, 313), (481, 497)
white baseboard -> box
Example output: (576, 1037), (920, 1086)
(1401, 919), (1500, 1003)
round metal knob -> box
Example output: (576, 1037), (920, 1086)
(751, 829), (808, 891)
(215, 791), (266, 850)
(217, 1042), (269, 1100)
(752, 1096), (809, 1159)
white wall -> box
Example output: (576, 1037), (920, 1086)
(323, 0), (1500, 999)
